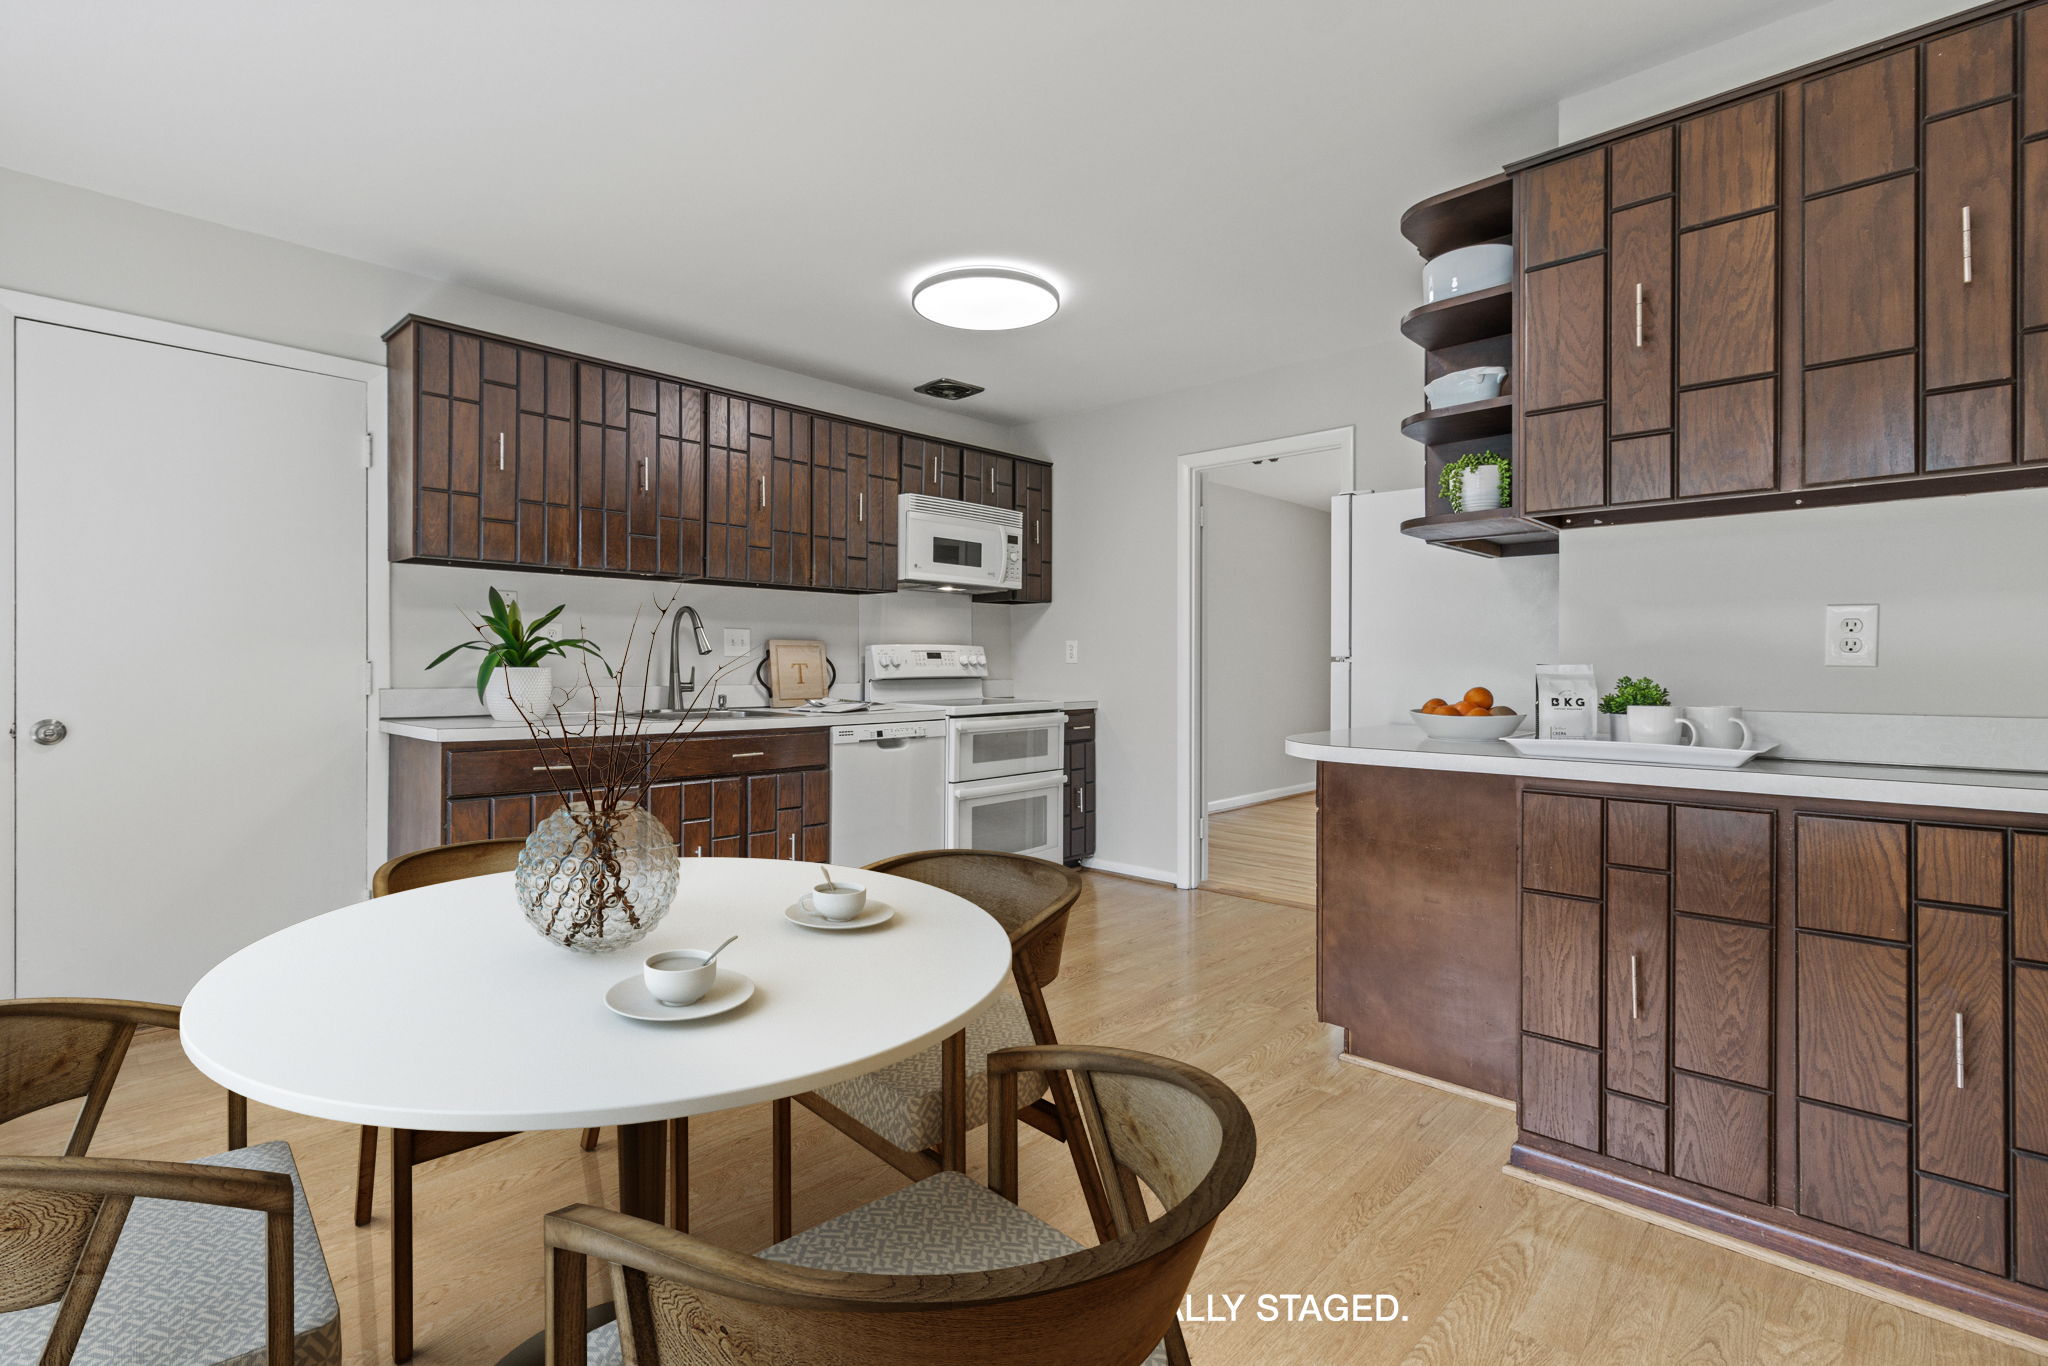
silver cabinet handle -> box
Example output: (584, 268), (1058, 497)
(531, 763), (573, 772)
(1962, 206), (1974, 284)
(1955, 1011), (1966, 1088)
(640, 457), (650, 492)
(1070, 725), (1091, 732)
(1634, 282), (1645, 348)
(1630, 953), (1640, 1021)
(692, 845), (703, 857)
(857, 491), (864, 523)
(789, 832), (797, 858)
(1033, 518), (1041, 546)
(729, 751), (766, 758)
(759, 474), (768, 508)
(497, 431), (506, 471)
(987, 467), (995, 492)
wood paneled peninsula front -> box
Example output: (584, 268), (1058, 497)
(1288, 725), (2048, 1341)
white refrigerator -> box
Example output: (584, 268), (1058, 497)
(1329, 490), (1560, 731)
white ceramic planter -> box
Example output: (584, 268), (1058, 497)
(1459, 464), (1504, 511)
(485, 666), (556, 722)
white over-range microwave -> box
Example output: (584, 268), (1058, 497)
(897, 494), (1023, 593)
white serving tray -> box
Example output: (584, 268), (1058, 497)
(1502, 737), (1778, 769)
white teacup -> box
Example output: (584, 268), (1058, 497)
(1683, 705), (1752, 750)
(644, 950), (717, 1006)
(809, 882), (868, 922)
(1626, 705), (1694, 746)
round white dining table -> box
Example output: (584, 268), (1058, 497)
(181, 857), (1013, 1223)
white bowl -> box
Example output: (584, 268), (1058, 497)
(1423, 366), (1507, 409)
(1422, 244), (1513, 303)
(1410, 709), (1522, 740)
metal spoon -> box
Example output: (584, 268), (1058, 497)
(700, 934), (739, 966)
(817, 864), (838, 890)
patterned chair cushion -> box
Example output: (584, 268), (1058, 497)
(0, 1140), (340, 1366)
(815, 989), (1049, 1151)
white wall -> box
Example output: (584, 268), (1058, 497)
(1558, 490), (2048, 718)
(1201, 484), (1329, 807)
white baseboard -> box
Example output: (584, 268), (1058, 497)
(1206, 782), (1315, 814)
(1080, 857), (1180, 887)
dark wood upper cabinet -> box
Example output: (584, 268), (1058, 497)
(1802, 51), (1917, 195)
(2028, 5), (2048, 138)
(1609, 200), (1674, 436)
(1678, 95), (1778, 228)
(386, 317), (1046, 598)
(1803, 177), (1916, 366)
(1925, 14), (2015, 117)
(1523, 256), (1606, 411)
(1522, 150), (1606, 267)
(1924, 103), (2016, 393)
(1610, 128), (1672, 207)
(1677, 211), (1777, 387)
(1678, 378), (1777, 497)
(1803, 355), (1917, 485)
(1522, 404), (1607, 514)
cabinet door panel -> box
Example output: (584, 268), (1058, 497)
(1799, 1101), (1910, 1244)
(1925, 15), (2014, 117)
(1803, 354), (1916, 484)
(1606, 1093), (1667, 1173)
(1524, 257), (1606, 411)
(2019, 834), (2048, 963)
(1673, 805), (1772, 922)
(1679, 95), (1778, 227)
(1609, 435), (1673, 504)
(1925, 384), (2014, 471)
(480, 383), (518, 526)
(1673, 917), (1771, 1089)
(1606, 869), (1669, 1102)
(1610, 200), (1673, 436)
(1917, 906), (2006, 1190)
(1679, 212), (1777, 386)
(1803, 177), (1917, 365)
(1673, 1073), (1771, 1202)
(1797, 816), (1910, 938)
(1919, 1176), (2007, 1275)
(2028, 332), (2048, 464)
(1798, 932), (1910, 1119)
(2025, 140), (2048, 330)
(1802, 51), (1917, 195)
(1678, 378), (1775, 497)
(1521, 1035), (1600, 1149)
(1916, 825), (2005, 908)
(1522, 406), (1606, 513)
(1521, 793), (1603, 899)
(2020, 1153), (2048, 1288)
(1611, 128), (1672, 207)
(1523, 150), (1606, 268)
(1522, 893), (1600, 1047)
(1925, 104), (2015, 391)
(1606, 800), (1669, 871)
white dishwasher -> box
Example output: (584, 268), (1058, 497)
(828, 718), (948, 867)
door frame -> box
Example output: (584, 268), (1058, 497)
(1174, 426), (1353, 888)
(0, 288), (388, 997)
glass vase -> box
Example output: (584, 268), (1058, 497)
(514, 800), (678, 952)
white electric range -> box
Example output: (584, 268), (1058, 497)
(862, 643), (1068, 861)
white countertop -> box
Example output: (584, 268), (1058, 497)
(382, 707), (947, 744)
(1286, 725), (2048, 816)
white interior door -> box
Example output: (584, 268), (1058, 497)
(15, 320), (371, 1002)
(1329, 492), (1353, 730)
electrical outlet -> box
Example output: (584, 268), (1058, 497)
(1065, 640), (1079, 663)
(1825, 604), (1878, 667)
(723, 628), (751, 656)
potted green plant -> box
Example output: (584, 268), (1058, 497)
(1599, 675), (1670, 742)
(429, 587), (611, 722)
(1438, 450), (1511, 513)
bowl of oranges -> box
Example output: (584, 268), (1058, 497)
(1411, 687), (1523, 740)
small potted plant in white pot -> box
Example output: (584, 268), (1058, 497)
(1600, 675), (1671, 743)
(1437, 450), (1511, 513)
(429, 587), (611, 722)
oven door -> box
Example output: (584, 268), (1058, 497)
(946, 771), (1068, 861)
(948, 712), (1066, 783)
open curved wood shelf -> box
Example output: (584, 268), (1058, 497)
(1400, 174), (1513, 260)
(1399, 396), (1512, 446)
(1399, 507), (1557, 558)
(1400, 284), (1512, 350)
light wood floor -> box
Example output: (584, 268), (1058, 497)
(8, 873), (2042, 1364)
(1201, 792), (1316, 909)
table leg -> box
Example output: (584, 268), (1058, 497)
(666, 1116), (689, 1231)
(615, 1120), (667, 1224)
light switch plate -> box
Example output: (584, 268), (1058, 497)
(1065, 640), (1079, 663)
(1825, 604), (1878, 667)
(723, 628), (751, 656)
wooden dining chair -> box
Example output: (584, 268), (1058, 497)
(362, 837), (607, 1363)
(0, 998), (247, 1156)
(499, 1044), (1255, 1366)
(770, 849), (1113, 1241)
(0, 1141), (339, 1365)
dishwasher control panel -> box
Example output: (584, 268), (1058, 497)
(831, 720), (942, 743)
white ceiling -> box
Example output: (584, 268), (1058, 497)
(1, 0), (1824, 426)
(1204, 448), (1354, 510)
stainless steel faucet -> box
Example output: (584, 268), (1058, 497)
(668, 605), (714, 709)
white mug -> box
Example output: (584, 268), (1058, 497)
(644, 950), (717, 1006)
(1683, 705), (1752, 751)
(1626, 705), (1694, 747)
(809, 881), (868, 922)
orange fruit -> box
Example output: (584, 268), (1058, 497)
(1422, 697), (1449, 712)
(1489, 705), (1517, 716)
(1456, 701), (1487, 715)
(1464, 687), (1495, 709)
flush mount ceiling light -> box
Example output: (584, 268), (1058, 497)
(910, 267), (1060, 330)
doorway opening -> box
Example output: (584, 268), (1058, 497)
(1174, 428), (1352, 901)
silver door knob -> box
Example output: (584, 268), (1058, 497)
(31, 719), (67, 745)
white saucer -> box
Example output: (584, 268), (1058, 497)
(605, 970), (756, 1022)
(784, 896), (895, 931)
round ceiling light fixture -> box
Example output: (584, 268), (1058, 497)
(910, 267), (1060, 330)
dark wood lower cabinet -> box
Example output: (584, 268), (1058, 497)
(1673, 1073), (1772, 1203)
(1798, 1100), (1911, 1245)
(1063, 709), (1096, 865)
(1521, 1035), (1599, 1149)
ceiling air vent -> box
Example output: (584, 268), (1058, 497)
(914, 377), (985, 401)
